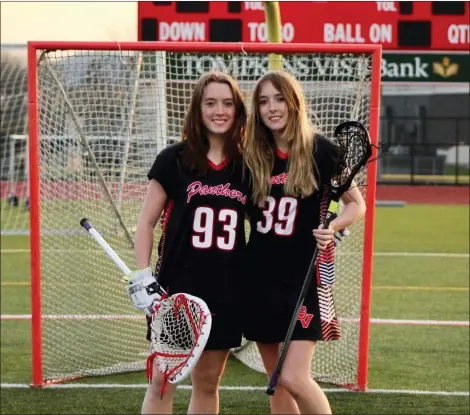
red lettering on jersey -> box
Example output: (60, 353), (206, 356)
(187, 181), (247, 204)
(271, 173), (288, 185)
(298, 305), (313, 329)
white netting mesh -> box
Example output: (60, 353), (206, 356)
(1, 45), (30, 233)
(27, 45), (374, 387)
(150, 294), (210, 382)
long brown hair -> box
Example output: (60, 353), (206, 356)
(244, 70), (318, 206)
(181, 71), (246, 176)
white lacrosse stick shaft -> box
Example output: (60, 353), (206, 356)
(80, 218), (131, 277)
(80, 220), (211, 388)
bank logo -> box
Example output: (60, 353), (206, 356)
(433, 58), (459, 78)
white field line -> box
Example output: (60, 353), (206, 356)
(1, 314), (468, 326)
(0, 383), (468, 396)
(370, 318), (469, 327)
(1, 249), (469, 259)
(374, 252), (469, 258)
(4, 282), (468, 293)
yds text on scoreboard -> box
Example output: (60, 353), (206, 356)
(138, 1), (469, 50)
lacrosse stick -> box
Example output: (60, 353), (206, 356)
(79, 218), (212, 397)
(266, 121), (374, 395)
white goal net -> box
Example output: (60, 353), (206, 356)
(24, 43), (378, 389)
(1, 45), (30, 232)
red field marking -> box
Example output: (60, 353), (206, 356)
(377, 185), (469, 205)
(2, 181), (468, 205)
(1, 181), (147, 201)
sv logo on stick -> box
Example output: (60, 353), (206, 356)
(298, 305), (313, 329)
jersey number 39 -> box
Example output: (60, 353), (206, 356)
(192, 207), (238, 250)
(257, 196), (298, 236)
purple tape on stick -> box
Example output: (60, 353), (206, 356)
(80, 218), (92, 231)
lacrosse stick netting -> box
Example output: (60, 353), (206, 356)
(79, 218), (212, 396)
(147, 293), (212, 396)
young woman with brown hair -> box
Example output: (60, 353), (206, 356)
(132, 71), (249, 414)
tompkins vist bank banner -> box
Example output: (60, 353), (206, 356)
(150, 52), (469, 83)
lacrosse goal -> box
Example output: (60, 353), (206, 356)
(29, 41), (381, 390)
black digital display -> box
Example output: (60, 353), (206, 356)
(398, 21), (431, 47)
(209, 19), (242, 42)
(228, 2), (242, 13)
(176, 2), (209, 13)
(141, 18), (158, 41)
(399, 2), (413, 15)
(432, 2), (465, 15)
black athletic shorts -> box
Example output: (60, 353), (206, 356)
(243, 280), (323, 344)
(146, 298), (243, 350)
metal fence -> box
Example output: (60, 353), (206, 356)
(378, 116), (469, 186)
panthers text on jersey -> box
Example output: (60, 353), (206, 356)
(147, 141), (250, 305)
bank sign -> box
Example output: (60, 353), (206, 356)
(159, 52), (469, 83)
(381, 53), (469, 82)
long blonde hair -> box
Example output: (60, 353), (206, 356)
(244, 70), (318, 206)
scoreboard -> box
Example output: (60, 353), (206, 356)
(138, 1), (469, 50)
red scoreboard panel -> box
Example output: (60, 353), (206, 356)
(138, 1), (469, 51)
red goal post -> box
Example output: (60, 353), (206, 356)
(28, 41), (381, 390)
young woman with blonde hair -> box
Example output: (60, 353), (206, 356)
(243, 70), (366, 414)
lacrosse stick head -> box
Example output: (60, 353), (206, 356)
(330, 121), (373, 201)
(146, 293), (212, 396)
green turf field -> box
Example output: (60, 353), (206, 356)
(1, 204), (469, 414)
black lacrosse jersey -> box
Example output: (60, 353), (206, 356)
(245, 135), (339, 305)
(147, 141), (249, 305)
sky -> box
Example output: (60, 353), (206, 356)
(1, 2), (138, 44)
